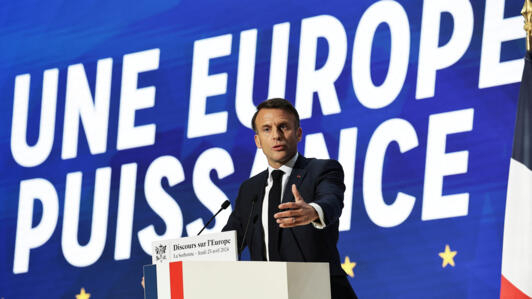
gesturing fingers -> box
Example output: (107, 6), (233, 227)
(278, 201), (301, 210)
(274, 205), (317, 227)
(274, 186), (318, 227)
(274, 207), (305, 228)
(274, 208), (302, 219)
(277, 216), (304, 228)
(291, 184), (303, 202)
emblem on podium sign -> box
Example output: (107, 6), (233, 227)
(154, 244), (167, 262)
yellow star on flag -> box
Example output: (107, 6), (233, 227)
(341, 256), (356, 278)
(76, 288), (91, 299)
(439, 244), (457, 268)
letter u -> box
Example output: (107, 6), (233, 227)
(11, 69), (59, 167)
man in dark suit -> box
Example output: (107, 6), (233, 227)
(223, 98), (356, 299)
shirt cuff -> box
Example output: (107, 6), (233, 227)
(309, 203), (326, 229)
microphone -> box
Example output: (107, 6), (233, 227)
(197, 200), (231, 236)
(239, 197), (258, 254)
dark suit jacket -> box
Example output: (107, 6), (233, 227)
(223, 154), (346, 276)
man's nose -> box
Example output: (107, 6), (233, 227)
(272, 127), (282, 139)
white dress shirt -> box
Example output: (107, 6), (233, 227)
(262, 153), (327, 261)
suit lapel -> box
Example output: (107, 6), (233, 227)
(282, 154), (308, 203)
(253, 170), (268, 260)
(255, 170), (268, 210)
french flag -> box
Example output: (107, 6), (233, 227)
(500, 51), (532, 298)
(144, 262), (185, 299)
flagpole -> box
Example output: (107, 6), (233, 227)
(523, 0), (532, 52)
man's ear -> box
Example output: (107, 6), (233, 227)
(296, 127), (302, 142)
(254, 134), (262, 149)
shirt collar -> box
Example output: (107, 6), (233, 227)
(267, 152), (298, 181)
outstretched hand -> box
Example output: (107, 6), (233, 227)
(274, 184), (318, 228)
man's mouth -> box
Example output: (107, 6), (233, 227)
(272, 144), (285, 151)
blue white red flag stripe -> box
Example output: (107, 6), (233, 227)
(502, 275), (531, 299)
(144, 262), (185, 299)
(144, 264), (158, 299)
(156, 262), (171, 299)
(170, 262), (184, 299)
(500, 51), (532, 299)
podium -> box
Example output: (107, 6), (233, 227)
(144, 260), (331, 299)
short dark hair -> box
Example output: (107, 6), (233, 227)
(251, 98), (300, 132)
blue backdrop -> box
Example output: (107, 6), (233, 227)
(0, 0), (525, 298)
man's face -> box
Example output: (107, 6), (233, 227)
(254, 108), (302, 169)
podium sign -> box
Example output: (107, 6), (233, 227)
(151, 231), (237, 264)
